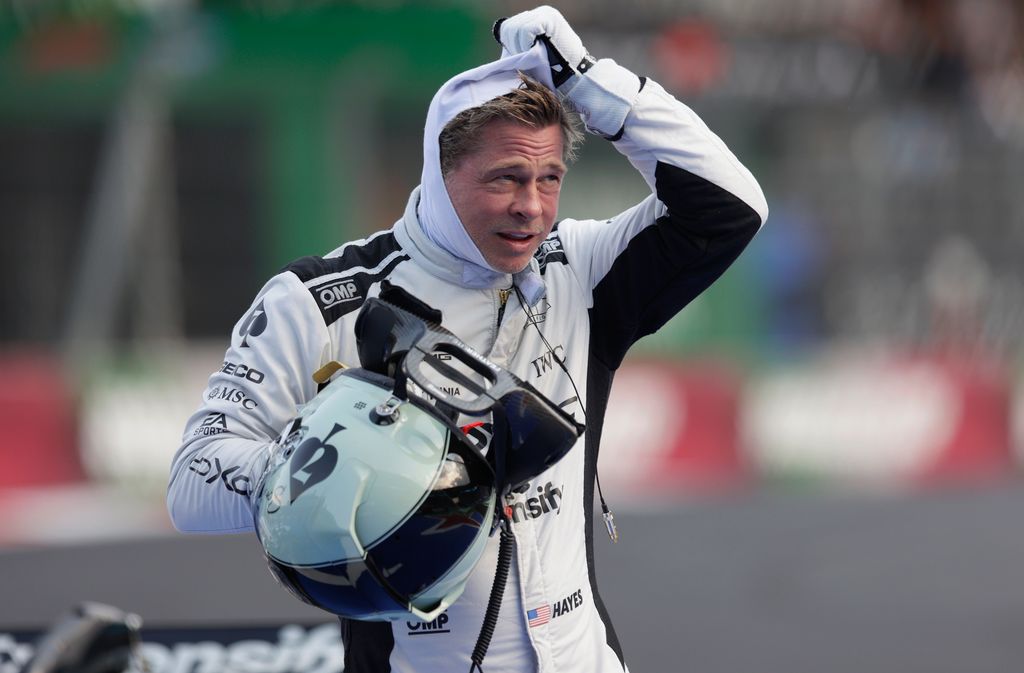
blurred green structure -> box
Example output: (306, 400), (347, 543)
(0, 3), (765, 358)
(1, 4), (490, 269)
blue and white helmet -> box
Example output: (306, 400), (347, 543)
(253, 367), (496, 622)
(252, 296), (583, 623)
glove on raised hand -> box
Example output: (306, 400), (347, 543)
(495, 5), (640, 138)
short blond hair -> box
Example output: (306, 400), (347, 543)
(439, 73), (583, 177)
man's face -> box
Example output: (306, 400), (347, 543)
(444, 120), (566, 274)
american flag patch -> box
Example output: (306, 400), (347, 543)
(527, 605), (551, 628)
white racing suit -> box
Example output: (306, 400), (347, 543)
(167, 76), (767, 673)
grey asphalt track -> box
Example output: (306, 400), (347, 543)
(4, 483), (1024, 673)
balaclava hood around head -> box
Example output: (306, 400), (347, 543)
(418, 43), (554, 304)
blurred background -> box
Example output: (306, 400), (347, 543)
(1, 0), (1024, 671)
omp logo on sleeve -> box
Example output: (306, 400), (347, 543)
(313, 279), (362, 310)
(535, 236), (567, 273)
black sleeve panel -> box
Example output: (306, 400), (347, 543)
(590, 161), (762, 369)
(581, 356), (625, 667)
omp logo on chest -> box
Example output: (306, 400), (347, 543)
(406, 613), (450, 636)
(313, 279), (362, 309)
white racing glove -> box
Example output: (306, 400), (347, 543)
(494, 5), (641, 138)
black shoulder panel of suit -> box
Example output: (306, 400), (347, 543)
(536, 222), (569, 274)
(283, 232), (403, 281)
(340, 618), (394, 672)
(590, 161), (761, 369)
(282, 233), (410, 327)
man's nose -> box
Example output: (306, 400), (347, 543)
(511, 182), (543, 220)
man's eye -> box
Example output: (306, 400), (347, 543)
(539, 175), (562, 191)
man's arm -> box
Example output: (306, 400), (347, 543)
(500, 7), (767, 366)
(166, 272), (331, 533)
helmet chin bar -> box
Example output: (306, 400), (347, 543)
(339, 452), (463, 622)
(362, 551), (454, 623)
(355, 297), (585, 497)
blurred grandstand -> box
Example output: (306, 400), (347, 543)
(1, 1), (1023, 671)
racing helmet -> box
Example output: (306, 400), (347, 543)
(254, 366), (496, 622)
(253, 296), (584, 623)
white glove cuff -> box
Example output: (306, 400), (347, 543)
(560, 58), (641, 138)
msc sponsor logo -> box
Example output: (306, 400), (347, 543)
(220, 361), (265, 384)
(189, 456), (251, 496)
(208, 386), (259, 410)
(506, 481), (563, 524)
(526, 588), (584, 629)
(193, 412), (228, 437)
(406, 613), (450, 636)
(530, 344), (565, 378)
(238, 300), (268, 348)
(314, 279), (362, 310)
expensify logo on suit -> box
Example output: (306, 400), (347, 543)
(0, 624), (344, 673)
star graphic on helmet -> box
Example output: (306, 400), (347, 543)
(420, 500), (486, 535)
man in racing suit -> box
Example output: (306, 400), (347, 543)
(167, 7), (768, 673)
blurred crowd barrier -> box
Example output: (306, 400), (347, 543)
(0, 344), (1020, 545)
(1, 1), (1023, 543)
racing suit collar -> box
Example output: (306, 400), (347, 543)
(395, 187), (547, 307)
(414, 43), (552, 306)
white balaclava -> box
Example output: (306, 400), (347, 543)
(418, 43), (555, 301)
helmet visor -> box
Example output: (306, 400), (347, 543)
(402, 333), (585, 490)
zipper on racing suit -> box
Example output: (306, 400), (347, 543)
(496, 287), (511, 327)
